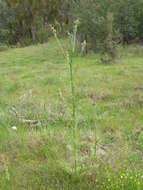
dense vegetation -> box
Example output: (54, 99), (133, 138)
(0, 0), (143, 47)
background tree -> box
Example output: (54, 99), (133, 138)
(0, 0), (143, 46)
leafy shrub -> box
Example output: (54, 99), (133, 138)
(113, 0), (141, 43)
(69, 0), (143, 53)
(69, 0), (120, 54)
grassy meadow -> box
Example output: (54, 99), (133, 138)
(0, 39), (143, 189)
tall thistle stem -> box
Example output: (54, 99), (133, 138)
(67, 52), (77, 172)
(51, 18), (80, 172)
(69, 18), (80, 172)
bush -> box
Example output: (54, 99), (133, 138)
(35, 25), (52, 44)
(113, 0), (141, 43)
(69, 0), (120, 53)
(69, 0), (143, 53)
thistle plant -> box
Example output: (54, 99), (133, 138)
(51, 18), (80, 172)
(66, 52), (78, 171)
(72, 19), (80, 54)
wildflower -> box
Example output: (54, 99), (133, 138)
(12, 126), (17, 131)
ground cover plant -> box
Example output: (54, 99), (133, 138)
(0, 39), (143, 189)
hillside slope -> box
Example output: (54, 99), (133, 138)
(0, 40), (143, 189)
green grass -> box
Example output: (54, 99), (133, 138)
(0, 39), (143, 189)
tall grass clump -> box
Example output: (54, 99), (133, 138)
(51, 18), (80, 172)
